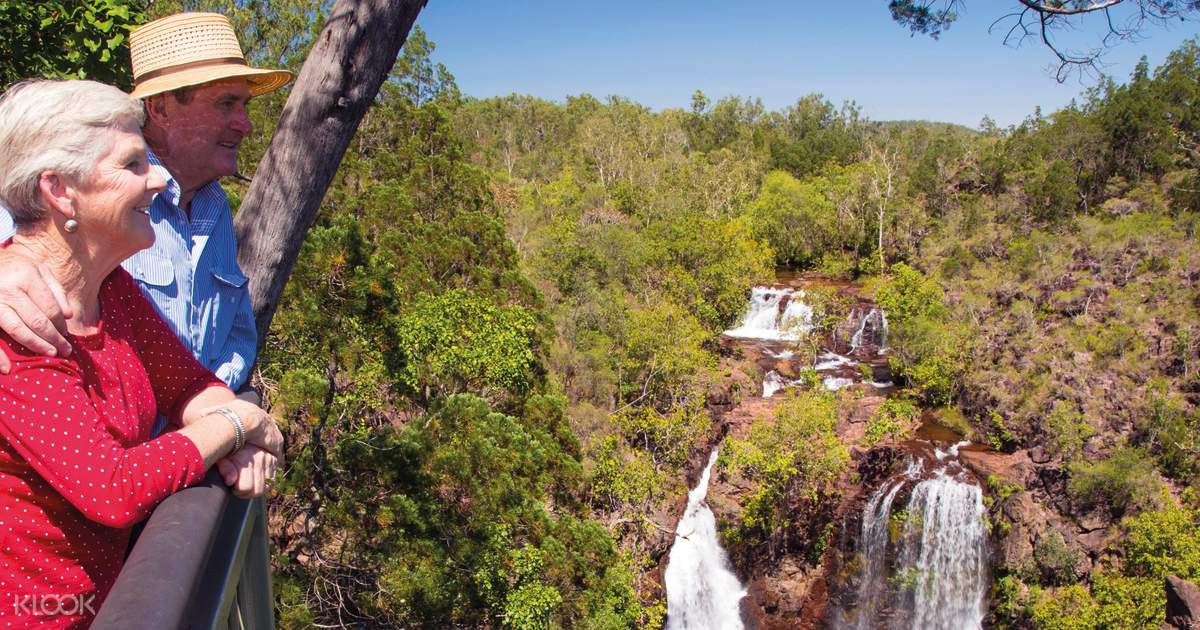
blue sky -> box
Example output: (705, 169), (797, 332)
(416, 2), (1198, 128)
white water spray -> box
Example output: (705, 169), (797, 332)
(896, 475), (988, 628)
(838, 456), (987, 630)
(724, 287), (813, 341)
(849, 308), (889, 355)
(762, 371), (787, 398)
(665, 450), (746, 630)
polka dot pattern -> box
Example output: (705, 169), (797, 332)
(0, 269), (224, 627)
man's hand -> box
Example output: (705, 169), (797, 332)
(217, 445), (279, 499)
(0, 249), (73, 374)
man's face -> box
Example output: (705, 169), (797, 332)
(157, 78), (253, 188)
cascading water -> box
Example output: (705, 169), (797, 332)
(849, 458), (923, 630)
(836, 448), (988, 630)
(896, 475), (988, 628)
(762, 371), (787, 398)
(665, 450), (746, 630)
(725, 287), (813, 341)
(849, 308), (889, 355)
(724, 287), (895, 398)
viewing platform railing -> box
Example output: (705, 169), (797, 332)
(92, 469), (275, 630)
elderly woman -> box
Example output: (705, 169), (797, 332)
(0, 80), (283, 627)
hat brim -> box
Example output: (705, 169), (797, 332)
(129, 64), (292, 99)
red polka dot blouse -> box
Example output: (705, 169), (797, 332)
(0, 268), (227, 628)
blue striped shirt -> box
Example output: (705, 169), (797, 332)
(0, 149), (257, 391)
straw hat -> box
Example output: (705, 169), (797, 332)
(128, 13), (292, 99)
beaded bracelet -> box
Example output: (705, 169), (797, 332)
(210, 407), (246, 452)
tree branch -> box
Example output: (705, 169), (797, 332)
(1016, 0), (1124, 16)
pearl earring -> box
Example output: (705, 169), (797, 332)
(64, 217), (79, 233)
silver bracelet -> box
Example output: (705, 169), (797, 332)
(211, 407), (245, 452)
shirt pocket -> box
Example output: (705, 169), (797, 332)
(208, 267), (249, 344)
(126, 252), (178, 297)
(211, 268), (248, 291)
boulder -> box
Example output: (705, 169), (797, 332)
(995, 492), (1047, 574)
(1163, 576), (1200, 630)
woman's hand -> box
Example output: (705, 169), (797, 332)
(217, 445), (278, 498)
(224, 399), (285, 462)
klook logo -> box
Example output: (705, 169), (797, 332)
(12, 593), (96, 617)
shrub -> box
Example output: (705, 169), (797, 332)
(722, 389), (849, 554)
(1136, 392), (1200, 480)
(863, 398), (917, 447)
(1122, 504), (1200, 580)
(1029, 583), (1097, 630)
(1033, 530), (1083, 586)
(612, 402), (711, 469)
(905, 353), (960, 406)
(987, 474), (1024, 503)
(1043, 400), (1094, 462)
(874, 262), (947, 325)
(1091, 572), (1164, 630)
(1067, 447), (1162, 517)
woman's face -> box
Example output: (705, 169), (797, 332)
(70, 126), (166, 258)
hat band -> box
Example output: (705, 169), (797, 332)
(134, 56), (249, 86)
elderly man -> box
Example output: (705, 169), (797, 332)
(0, 13), (291, 493)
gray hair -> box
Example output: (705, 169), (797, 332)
(0, 80), (145, 226)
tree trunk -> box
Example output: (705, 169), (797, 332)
(234, 0), (427, 341)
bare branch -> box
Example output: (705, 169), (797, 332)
(1016, 0), (1124, 16)
(899, 1), (1200, 82)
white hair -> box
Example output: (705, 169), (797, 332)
(0, 80), (145, 226)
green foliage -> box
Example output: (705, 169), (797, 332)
(874, 263), (963, 405)
(587, 437), (662, 511)
(0, 0), (146, 88)
(1134, 389), (1200, 481)
(612, 403), (711, 470)
(395, 289), (542, 402)
(278, 394), (647, 628)
(987, 474), (1024, 503)
(1067, 447), (1163, 517)
(1043, 400), (1094, 462)
(1029, 583), (1098, 630)
(1008, 502), (1200, 629)
(747, 168), (862, 268)
(1032, 530), (1082, 586)
(1025, 572), (1166, 630)
(1121, 503), (1200, 580)
(1090, 572), (1165, 630)
(722, 389), (849, 555)
(1027, 159), (1078, 221)
(875, 262), (947, 324)
(887, 509), (923, 546)
(903, 353), (960, 406)
(888, 0), (958, 38)
(863, 397), (917, 446)
(767, 95), (863, 179)
(616, 300), (715, 407)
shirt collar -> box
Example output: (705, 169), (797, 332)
(146, 147), (222, 211)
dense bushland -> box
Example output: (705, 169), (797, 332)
(8, 3), (1200, 626)
(263, 35), (1200, 628)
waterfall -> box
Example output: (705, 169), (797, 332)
(665, 450), (746, 630)
(725, 287), (813, 341)
(837, 456), (987, 630)
(849, 308), (889, 355)
(762, 371), (787, 398)
(848, 458), (922, 630)
(896, 475), (988, 628)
